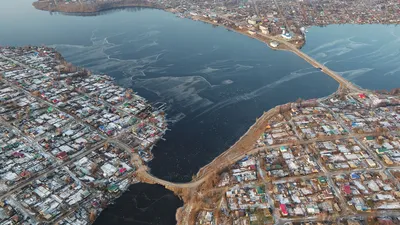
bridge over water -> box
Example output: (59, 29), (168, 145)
(133, 35), (364, 193)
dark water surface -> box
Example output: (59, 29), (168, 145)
(0, 0), (339, 182)
(302, 24), (400, 90)
(1, 1), (399, 224)
(94, 184), (183, 225)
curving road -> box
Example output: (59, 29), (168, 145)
(136, 131), (388, 190)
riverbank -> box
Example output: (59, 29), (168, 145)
(170, 87), (343, 224)
(33, 0), (163, 13)
(32, 0), (361, 91)
(189, 14), (361, 92)
(0, 46), (169, 224)
(32, 1), (304, 48)
(190, 15), (304, 49)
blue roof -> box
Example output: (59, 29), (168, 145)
(351, 173), (360, 179)
(240, 156), (249, 162)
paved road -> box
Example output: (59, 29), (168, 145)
(257, 32), (362, 92)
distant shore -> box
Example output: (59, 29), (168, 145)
(32, 0), (305, 51)
(33, 0), (163, 13)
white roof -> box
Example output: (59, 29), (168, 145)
(34, 186), (51, 198)
(101, 163), (117, 177)
(3, 172), (18, 181)
(64, 130), (74, 136)
(74, 157), (89, 166)
(59, 145), (74, 153)
(75, 137), (87, 144)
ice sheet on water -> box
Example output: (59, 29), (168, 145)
(337, 68), (374, 80)
(134, 76), (214, 113)
(194, 67), (319, 118)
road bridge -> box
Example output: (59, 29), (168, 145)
(285, 42), (361, 92)
(257, 33), (362, 92)
(206, 16), (363, 92)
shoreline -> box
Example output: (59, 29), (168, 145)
(32, 1), (163, 14)
(32, 1), (400, 26)
(32, 1), (304, 49)
(30, 0), (364, 91)
(25, 2), (395, 224)
(172, 87), (349, 224)
(0, 46), (170, 224)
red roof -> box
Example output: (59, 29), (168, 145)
(280, 204), (288, 215)
(56, 151), (68, 159)
(12, 152), (25, 158)
(20, 171), (30, 177)
(358, 93), (366, 99)
(343, 185), (351, 195)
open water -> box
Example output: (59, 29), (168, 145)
(303, 24), (400, 90)
(1, 1), (399, 224)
